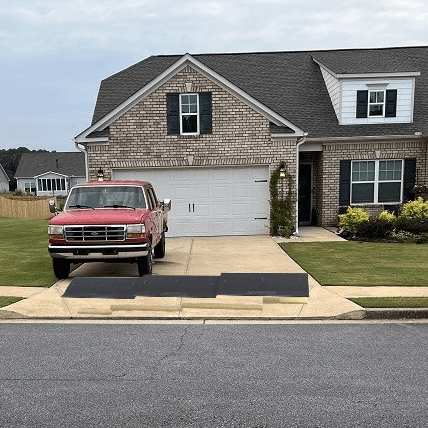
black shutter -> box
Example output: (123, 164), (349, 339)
(403, 158), (416, 202)
(199, 92), (212, 134)
(356, 90), (368, 118)
(339, 160), (352, 207)
(385, 89), (397, 118)
(166, 93), (180, 135)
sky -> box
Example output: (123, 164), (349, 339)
(1, 0), (427, 152)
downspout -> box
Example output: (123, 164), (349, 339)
(294, 133), (308, 236)
(74, 140), (89, 182)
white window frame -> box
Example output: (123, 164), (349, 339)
(368, 90), (386, 117)
(351, 159), (403, 205)
(179, 93), (199, 135)
(37, 178), (67, 193)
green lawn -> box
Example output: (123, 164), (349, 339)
(280, 241), (428, 286)
(0, 217), (56, 287)
(350, 297), (428, 308)
(0, 296), (23, 308)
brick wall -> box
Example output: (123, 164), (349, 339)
(320, 140), (428, 226)
(86, 65), (299, 227)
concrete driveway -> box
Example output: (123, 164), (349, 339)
(0, 232), (364, 320)
(70, 235), (307, 277)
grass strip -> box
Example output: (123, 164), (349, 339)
(280, 241), (428, 286)
(350, 297), (428, 308)
(0, 296), (24, 308)
(0, 217), (56, 287)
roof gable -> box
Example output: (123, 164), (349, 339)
(15, 152), (86, 178)
(76, 54), (305, 142)
(0, 163), (9, 182)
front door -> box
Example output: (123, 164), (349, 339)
(298, 163), (312, 224)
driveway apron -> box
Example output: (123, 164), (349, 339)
(0, 232), (363, 320)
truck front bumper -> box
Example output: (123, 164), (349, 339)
(49, 243), (150, 260)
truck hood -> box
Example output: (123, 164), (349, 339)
(49, 208), (149, 225)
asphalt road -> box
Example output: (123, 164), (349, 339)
(0, 322), (427, 427)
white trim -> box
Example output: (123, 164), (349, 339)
(34, 171), (69, 179)
(0, 163), (10, 182)
(350, 159), (404, 205)
(75, 53), (305, 143)
(179, 93), (199, 135)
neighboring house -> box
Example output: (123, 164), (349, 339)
(0, 163), (10, 193)
(14, 152), (86, 196)
(74, 46), (428, 237)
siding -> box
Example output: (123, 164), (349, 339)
(341, 78), (414, 125)
(320, 67), (341, 121)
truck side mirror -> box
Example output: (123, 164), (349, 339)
(162, 199), (171, 212)
(48, 199), (58, 214)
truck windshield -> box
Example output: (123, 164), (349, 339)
(65, 186), (147, 210)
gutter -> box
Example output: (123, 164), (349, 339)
(294, 134), (308, 236)
(74, 140), (89, 182)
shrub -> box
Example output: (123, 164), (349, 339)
(338, 207), (370, 233)
(355, 217), (395, 240)
(395, 218), (428, 234)
(377, 210), (396, 222)
(12, 189), (23, 197)
(400, 197), (428, 221)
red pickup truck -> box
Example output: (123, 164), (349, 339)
(48, 180), (171, 279)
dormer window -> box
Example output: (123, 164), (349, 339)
(356, 89), (397, 119)
(369, 90), (385, 116)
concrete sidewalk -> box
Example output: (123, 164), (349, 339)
(1, 227), (427, 320)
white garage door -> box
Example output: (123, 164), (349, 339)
(112, 166), (270, 237)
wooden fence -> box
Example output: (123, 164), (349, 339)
(0, 196), (55, 220)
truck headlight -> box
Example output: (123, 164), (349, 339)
(48, 225), (64, 236)
(127, 224), (145, 235)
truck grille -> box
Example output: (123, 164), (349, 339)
(64, 225), (126, 242)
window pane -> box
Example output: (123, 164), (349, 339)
(352, 183), (374, 204)
(181, 95), (189, 104)
(377, 91), (384, 102)
(378, 182), (401, 202)
(387, 160), (394, 169)
(189, 95), (197, 104)
(393, 171), (401, 180)
(369, 105), (383, 116)
(182, 115), (197, 133)
(47, 180), (52, 191)
(367, 171), (375, 181)
(61, 179), (65, 190)
(379, 171), (386, 181)
(52, 180), (56, 191)
(360, 162), (367, 172)
(352, 172), (359, 181)
(181, 105), (189, 113)
(190, 105), (197, 113)
(370, 92), (376, 103)
(353, 162), (360, 172)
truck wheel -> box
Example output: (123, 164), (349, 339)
(154, 232), (166, 259)
(53, 259), (70, 279)
(137, 243), (152, 276)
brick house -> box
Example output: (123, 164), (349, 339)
(74, 47), (428, 237)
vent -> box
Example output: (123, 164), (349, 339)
(64, 225), (126, 242)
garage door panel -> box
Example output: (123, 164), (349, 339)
(112, 166), (269, 237)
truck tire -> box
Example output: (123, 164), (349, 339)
(154, 232), (166, 259)
(137, 243), (152, 276)
(53, 259), (70, 279)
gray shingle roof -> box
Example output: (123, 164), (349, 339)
(90, 46), (428, 139)
(15, 152), (86, 178)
